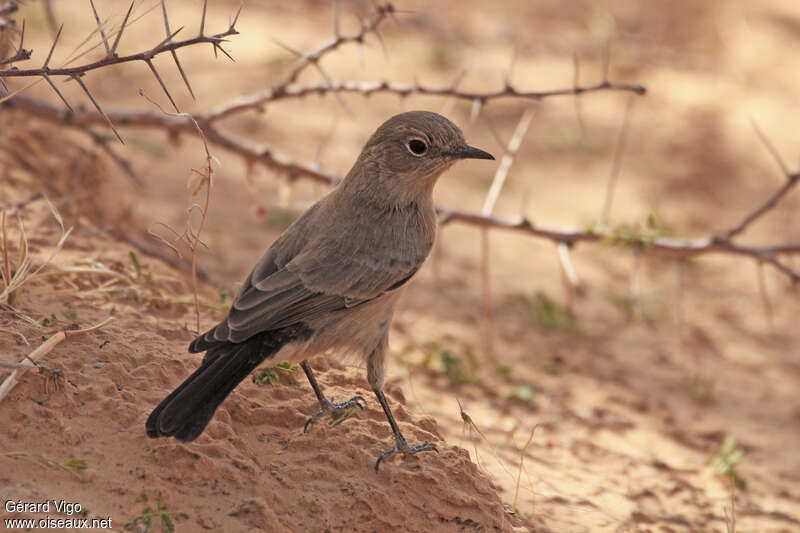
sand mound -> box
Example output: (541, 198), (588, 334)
(0, 223), (519, 532)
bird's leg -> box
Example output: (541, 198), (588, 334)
(373, 387), (438, 472)
(300, 360), (365, 432)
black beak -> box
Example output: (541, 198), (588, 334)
(454, 144), (495, 160)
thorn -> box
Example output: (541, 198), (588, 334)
(18, 19), (25, 53)
(332, 0), (341, 38)
(145, 58), (180, 112)
(42, 24), (63, 69)
(153, 26), (184, 51)
(373, 27), (388, 60)
(557, 241), (580, 287)
(273, 39), (303, 58)
(470, 97), (483, 123)
(572, 51), (580, 87)
(42, 73), (73, 112)
(89, 0), (111, 56)
(600, 94), (636, 226)
(110, 1), (134, 56)
(503, 73), (515, 93)
(213, 41), (235, 62)
(450, 70), (466, 90)
(484, 116), (508, 152)
(160, 0), (192, 96)
(72, 75), (124, 143)
(199, 0), (207, 36)
(312, 62), (351, 116)
(170, 50), (195, 100)
(751, 119), (790, 177)
(230, 3), (243, 30)
(572, 52), (586, 138)
(161, 0), (172, 36)
(505, 43), (517, 88)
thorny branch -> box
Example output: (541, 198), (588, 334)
(205, 78), (647, 124)
(0, 0), (241, 141)
(3, 1), (798, 285)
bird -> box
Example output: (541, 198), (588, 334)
(146, 110), (494, 470)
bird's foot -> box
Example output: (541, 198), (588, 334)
(303, 395), (366, 432)
(374, 433), (438, 472)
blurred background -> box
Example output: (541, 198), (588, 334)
(2, 0), (800, 531)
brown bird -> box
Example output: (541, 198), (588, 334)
(146, 111), (494, 470)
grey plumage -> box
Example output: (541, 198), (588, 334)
(146, 110), (493, 469)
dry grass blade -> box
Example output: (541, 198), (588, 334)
(1, 210), (11, 298)
(0, 195), (72, 305)
(513, 424), (539, 512)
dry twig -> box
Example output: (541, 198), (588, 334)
(0, 316), (115, 403)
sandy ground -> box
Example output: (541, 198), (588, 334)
(2, 0), (800, 531)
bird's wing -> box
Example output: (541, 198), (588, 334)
(214, 244), (421, 343)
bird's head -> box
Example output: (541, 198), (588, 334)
(348, 111), (494, 202)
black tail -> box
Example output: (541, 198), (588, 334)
(146, 325), (308, 442)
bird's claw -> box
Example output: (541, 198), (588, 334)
(303, 395), (366, 432)
(374, 439), (438, 472)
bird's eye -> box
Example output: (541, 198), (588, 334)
(407, 139), (428, 156)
